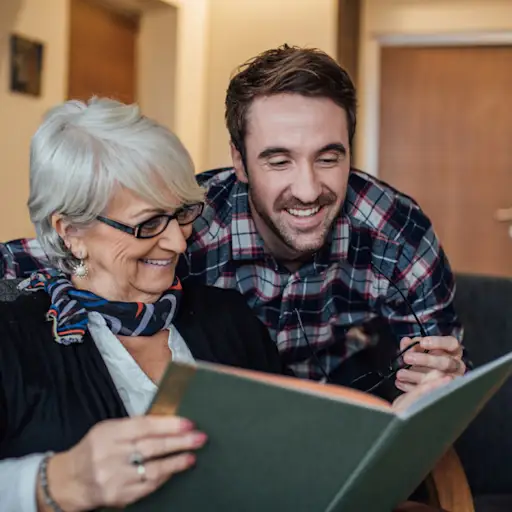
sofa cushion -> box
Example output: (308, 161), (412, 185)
(474, 494), (512, 512)
(453, 273), (512, 496)
(0, 278), (25, 302)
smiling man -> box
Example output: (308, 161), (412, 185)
(0, 45), (466, 399)
(179, 45), (467, 394)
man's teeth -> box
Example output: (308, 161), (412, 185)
(286, 206), (320, 217)
(142, 259), (172, 266)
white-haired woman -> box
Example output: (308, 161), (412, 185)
(0, 98), (282, 512)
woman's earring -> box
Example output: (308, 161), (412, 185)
(72, 259), (88, 279)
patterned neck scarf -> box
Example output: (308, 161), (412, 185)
(19, 269), (183, 345)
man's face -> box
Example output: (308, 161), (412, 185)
(232, 93), (351, 262)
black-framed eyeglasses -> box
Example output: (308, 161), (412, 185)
(294, 262), (429, 395)
(96, 202), (204, 239)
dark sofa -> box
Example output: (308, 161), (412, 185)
(452, 274), (512, 512)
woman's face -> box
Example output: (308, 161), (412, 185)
(66, 186), (192, 303)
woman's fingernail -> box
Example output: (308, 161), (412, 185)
(179, 418), (195, 431)
(185, 453), (196, 467)
(190, 432), (208, 446)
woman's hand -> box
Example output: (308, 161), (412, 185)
(38, 415), (207, 511)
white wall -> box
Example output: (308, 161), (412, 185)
(357, 0), (512, 176)
(0, 0), (69, 239)
(203, 0), (339, 169)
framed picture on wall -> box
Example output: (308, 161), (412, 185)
(9, 34), (45, 97)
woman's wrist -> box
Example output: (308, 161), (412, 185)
(36, 452), (61, 512)
(36, 451), (87, 512)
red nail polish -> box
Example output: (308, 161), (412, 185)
(192, 432), (208, 446)
(180, 419), (195, 431)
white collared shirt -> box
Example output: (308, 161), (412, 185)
(88, 312), (195, 416)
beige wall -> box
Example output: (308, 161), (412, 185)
(172, 0), (210, 173)
(137, 3), (178, 132)
(0, 0), (69, 240)
(0, 0), (209, 240)
(137, 0), (210, 172)
(0, 0), (22, 60)
(203, 0), (339, 169)
(139, 0), (338, 171)
(357, 0), (512, 177)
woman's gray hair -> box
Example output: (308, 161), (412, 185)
(28, 97), (205, 274)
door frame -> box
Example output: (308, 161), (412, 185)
(359, 31), (512, 178)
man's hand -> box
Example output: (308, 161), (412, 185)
(395, 336), (466, 393)
(392, 374), (452, 411)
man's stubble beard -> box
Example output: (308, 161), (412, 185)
(247, 183), (340, 258)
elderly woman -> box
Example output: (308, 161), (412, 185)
(0, 98), (283, 511)
(0, 98), (447, 512)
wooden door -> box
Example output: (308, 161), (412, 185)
(379, 46), (512, 277)
(68, 0), (138, 103)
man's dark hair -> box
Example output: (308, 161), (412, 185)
(225, 44), (357, 158)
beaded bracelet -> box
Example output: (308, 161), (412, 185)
(38, 451), (63, 512)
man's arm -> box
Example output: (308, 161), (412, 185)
(380, 218), (468, 391)
(382, 224), (462, 341)
(0, 239), (49, 279)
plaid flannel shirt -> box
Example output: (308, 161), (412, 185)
(0, 168), (462, 379)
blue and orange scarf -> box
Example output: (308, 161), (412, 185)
(19, 269), (183, 345)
